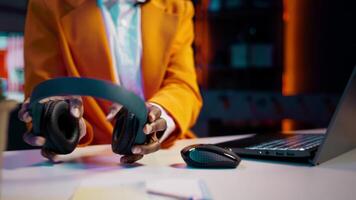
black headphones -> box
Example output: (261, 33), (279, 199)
(29, 77), (147, 155)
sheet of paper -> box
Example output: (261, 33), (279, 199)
(71, 180), (148, 200)
(73, 176), (211, 200)
(71, 185), (148, 200)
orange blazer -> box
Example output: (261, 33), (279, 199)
(24, 0), (202, 148)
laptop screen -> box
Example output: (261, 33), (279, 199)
(313, 67), (356, 165)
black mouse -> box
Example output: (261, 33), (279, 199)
(180, 144), (241, 169)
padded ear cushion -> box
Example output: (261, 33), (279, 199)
(112, 107), (140, 155)
(41, 100), (79, 154)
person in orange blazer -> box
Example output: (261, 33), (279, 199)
(20, 0), (202, 163)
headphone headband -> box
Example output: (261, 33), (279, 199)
(29, 77), (147, 145)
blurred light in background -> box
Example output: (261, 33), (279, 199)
(0, 33), (24, 101)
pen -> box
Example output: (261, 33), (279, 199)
(147, 190), (206, 200)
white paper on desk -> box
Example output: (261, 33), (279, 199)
(146, 179), (212, 200)
(74, 177), (211, 200)
(72, 180), (149, 200)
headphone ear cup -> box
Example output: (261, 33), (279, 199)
(41, 100), (80, 154)
(112, 107), (140, 155)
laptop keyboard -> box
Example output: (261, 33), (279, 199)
(246, 135), (324, 151)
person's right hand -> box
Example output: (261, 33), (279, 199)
(18, 96), (86, 162)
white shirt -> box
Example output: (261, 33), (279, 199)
(97, 0), (175, 142)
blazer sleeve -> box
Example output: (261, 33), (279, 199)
(24, 0), (95, 145)
(148, 1), (203, 148)
(24, 0), (67, 98)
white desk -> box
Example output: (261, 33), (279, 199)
(2, 135), (356, 200)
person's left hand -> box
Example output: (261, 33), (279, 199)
(107, 103), (167, 163)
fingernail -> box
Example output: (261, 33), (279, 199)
(23, 112), (32, 123)
(120, 157), (127, 163)
(78, 119), (86, 139)
(149, 113), (155, 122)
(71, 108), (80, 118)
(143, 125), (152, 134)
(50, 156), (61, 163)
(132, 147), (141, 154)
(106, 112), (114, 120)
(35, 137), (46, 146)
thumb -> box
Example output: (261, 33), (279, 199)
(106, 103), (123, 121)
(68, 96), (83, 119)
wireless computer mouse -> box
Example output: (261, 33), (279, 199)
(181, 144), (241, 169)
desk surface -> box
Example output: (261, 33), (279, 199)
(2, 135), (356, 200)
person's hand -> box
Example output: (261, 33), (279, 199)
(107, 103), (167, 163)
(18, 96), (86, 162)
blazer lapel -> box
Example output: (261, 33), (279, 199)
(141, 2), (179, 98)
(61, 0), (181, 98)
(61, 0), (118, 83)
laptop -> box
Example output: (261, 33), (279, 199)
(216, 67), (356, 165)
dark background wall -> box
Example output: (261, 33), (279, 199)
(296, 0), (356, 94)
(0, 0), (27, 32)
